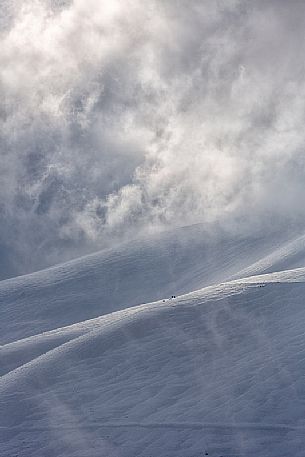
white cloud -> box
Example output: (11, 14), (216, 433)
(1, 0), (305, 277)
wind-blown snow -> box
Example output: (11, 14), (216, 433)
(0, 224), (296, 344)
(1, 0), (305, 278)
(2, 226), (305, 456)
(2, 2), (305, 455)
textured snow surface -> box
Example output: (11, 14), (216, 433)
(1, 225), (305, 456)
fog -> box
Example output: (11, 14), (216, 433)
(1, 0), (305, 278)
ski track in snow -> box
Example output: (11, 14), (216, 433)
(2, 226), (305, 456)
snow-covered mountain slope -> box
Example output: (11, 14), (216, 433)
(2, 226), (305, 457)
(0, 224), (298, 344)
(2, 269), (305, 457)
(233, 232), (305, 279)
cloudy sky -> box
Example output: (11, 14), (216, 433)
(1, 0), (305, 278)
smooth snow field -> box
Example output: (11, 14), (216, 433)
(2, 225), (305, 456)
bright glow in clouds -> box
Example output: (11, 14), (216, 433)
(1, 0), (305, 277)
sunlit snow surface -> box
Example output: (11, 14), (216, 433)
(2, 226), (305, 456)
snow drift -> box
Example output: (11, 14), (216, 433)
(2, 225), (305, 456)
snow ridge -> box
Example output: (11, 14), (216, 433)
(2, 226), (305, 456)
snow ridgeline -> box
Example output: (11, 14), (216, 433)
(2, 225), (305, 456)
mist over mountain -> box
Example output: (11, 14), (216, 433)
(3, 4), (305, 456)
(1, 0), (305, 277)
